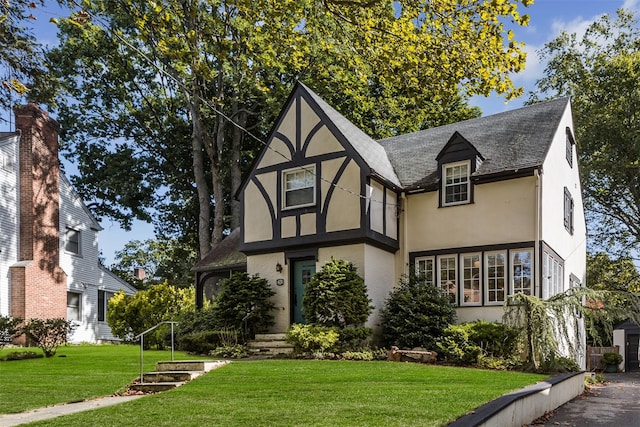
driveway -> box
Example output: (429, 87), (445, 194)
(532, 371), (640, 426)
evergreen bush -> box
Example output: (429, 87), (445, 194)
(380, 274), (456, 349)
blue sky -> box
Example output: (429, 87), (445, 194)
(5, 0), (639, 266)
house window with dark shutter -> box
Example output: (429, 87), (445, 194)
(442, 160), (470, 206)
(564, 187), (574, 234)
(566, 128), (574, 167)
(283, 166), (315, 209)
(98, 290), (115, 322)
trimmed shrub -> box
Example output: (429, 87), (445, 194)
(302, 258), (373, 328)
(336, 326), (373, 351)
(285, 324), (339, 353)
(210, 344), (248, 359)
(380, 274), (456, 350)
(179, 331), (223, 354)
(21, 318), (77, 358)
(213, 273), (276, 339)
(437, 324), (482, 365)
(0, 350), (43, 361)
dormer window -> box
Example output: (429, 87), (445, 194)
(283, 166), (315, 209)
(442, 160), (470, 206)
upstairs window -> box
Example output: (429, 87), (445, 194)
(566, 128), (574, 167)
(65, 228), (81, 255)
(564, 187), (574, 234)
(283, 167), (315, 209)
(442, 160), (470, 206)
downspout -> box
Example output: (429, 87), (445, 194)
(401, 192), (409, 275)
(534, 169), (542, 297)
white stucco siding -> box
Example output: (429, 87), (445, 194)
(243, 173), (276, 243)
(540, 105), (587, 290)
(0, 136), (19, 317)
(247, 253), (289, 332)
(405, 176), (537, 253)
(362, 245), (396, 331)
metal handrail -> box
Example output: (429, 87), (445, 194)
(134, 321), (178, 384)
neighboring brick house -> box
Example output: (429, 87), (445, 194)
(0, 103), (136, 343)
(198, 83), (587, 365)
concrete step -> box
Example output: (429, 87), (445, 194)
(155, 360), (227, 372)
(253, 333), (287, 341)
(139, 371), (200, 383)
(129, 381), (185, 393)
(248, 340), (294, 349)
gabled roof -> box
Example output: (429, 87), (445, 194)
(59, 173), (103, 231)
(378, 97), (570, 190)
(193, 228), (247, 272)
(300, 83), (401, 188)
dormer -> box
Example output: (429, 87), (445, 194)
(435, 132), (484, 207)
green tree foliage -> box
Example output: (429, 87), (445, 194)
(213, 272), (276, 339)
(303, 258), (372, 328)
(110, 238), (197, 289)
(0, 0), (53, 112)
(532, 9), (640, 255)
(586, 252), (640, 345)
(503, 288), (640, 371)
(21, 318), (77, 357)
(106, 282), (194, 348)
(48, 0), (532, 259)
(380, 274), (456, 350)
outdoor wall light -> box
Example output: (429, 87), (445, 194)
(276, 262), (283, 273)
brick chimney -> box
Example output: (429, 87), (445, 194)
(10, 104), (67, 326)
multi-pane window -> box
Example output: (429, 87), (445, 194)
(485, 251), (506, 304)
(564, 187), (574, 234)
(415, 257), (435, 286)
(543, 252), (564, 299)
(512, 250), (533, 295)
(65, 228), (80, 254)
(67, 292), (81, 321)
(98, 290), (115, 322)
(283, 167), (315, 208)
(438, 255), (457, 303)
(461, 253), (481, 305)
(442, 161), (470, 206)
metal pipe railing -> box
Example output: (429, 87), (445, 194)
(134, 321), (178, 384)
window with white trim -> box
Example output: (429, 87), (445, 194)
(543, 251), (564, 299)
(283, 166), (315, 209)
(438, 255), (457, 304)
(67, 292), (81, 321)
(511, 249), (533, 295)
(442, 160), (470, 206)
(485, 251), (506, 304)
(415, 257), (435, 286)
(461, 253), (481, 305)
(65, 228), (81, 255)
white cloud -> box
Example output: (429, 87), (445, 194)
(622, 0), (639, 11)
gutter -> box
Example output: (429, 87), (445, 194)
(535, 168), (542, 297)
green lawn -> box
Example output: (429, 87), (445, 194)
(0, 345), (548, 427)
(0, 344), (209, 414)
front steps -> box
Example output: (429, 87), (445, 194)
(248, 333), (294, 356)
(128, 360), (229, 393)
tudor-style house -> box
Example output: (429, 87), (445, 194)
(197, 82), (586, 361)
(0, 103), (136, 343)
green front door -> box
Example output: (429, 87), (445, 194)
(292, 259), (315, 324)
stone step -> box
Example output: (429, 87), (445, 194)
(139, 371), (201, 383)
(155, 360), (227, 372)
(129, 381), (185, 393)
(253, 333), (287, 341)
(248, 340), (294, 349)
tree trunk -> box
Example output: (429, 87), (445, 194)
(190, 95), (212, 259)
(230, 101), (245, 231)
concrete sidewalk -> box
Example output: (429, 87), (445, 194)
(532, 371), (640, 426)
(0, 395), (144, 427)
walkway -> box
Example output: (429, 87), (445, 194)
(0, 395), (143, 427)
(532, 372), (640, 426)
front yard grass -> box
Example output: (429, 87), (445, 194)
(1, 346), (548, 427)
(0, 344), (208, 414)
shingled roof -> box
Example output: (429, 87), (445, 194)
(378, 97), (570, 190)
(193, 228), (247, 272)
